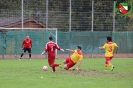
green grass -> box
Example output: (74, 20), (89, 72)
(0, 58), (133, 88)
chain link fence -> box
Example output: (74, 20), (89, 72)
(0, 0), (133, 31)
(0, 0), (133, 58)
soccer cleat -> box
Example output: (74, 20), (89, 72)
(111, 66), (114, 71)
(69, 68), (75, 71)
(69, 68), (72, 71)
(59, 64), (62, 69)
(104, 70), (107, 72)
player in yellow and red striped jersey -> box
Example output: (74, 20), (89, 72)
(63, 46), (83, 71)
(99, 36), (118, 72)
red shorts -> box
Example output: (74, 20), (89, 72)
(48, 55), (55, 66)
(65, 57), (75, 68)
(105, 56), (113, 64)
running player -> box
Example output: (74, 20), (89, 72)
(99, 36), (118, 72)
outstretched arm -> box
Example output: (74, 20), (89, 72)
(41, 44), (47, 55)
(99, 47), (104, 50)
(66, 49), (74, 53)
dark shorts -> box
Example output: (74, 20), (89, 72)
(23, 48), (31, 53)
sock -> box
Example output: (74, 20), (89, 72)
(108, 62), (112, 67)
(104, 64), (109, 70)
(20, 53), (24, 59)
(51, 64), (60, 72)
(29, 54), (31, 59)
(52, 66), (55, 72)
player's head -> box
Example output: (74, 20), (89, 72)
(49, 36), (53, 41)
(77, 46), (81, 51)
(107, 36), (112, 42)
(26, 36), (29, 39)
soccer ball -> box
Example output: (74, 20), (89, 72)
(43, 66), (48, 71)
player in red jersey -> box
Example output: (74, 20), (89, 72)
(20, 36), (32, 60)
(41, 36), (64, 72)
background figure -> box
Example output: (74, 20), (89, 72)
(20, 36), (32, 60)
(41, 36), (64, 72)
(99, 36), (118, 72)
(64, 46), (83, 71)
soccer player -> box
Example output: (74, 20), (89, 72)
(63, 46), (83, 71)
(41, 36), (64, 72)
(20, 36), (32, 60)
(99, 36), (118, 72)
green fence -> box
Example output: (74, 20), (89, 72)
(0, 31), (133, 55)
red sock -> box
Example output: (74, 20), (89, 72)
(51, 64), (60, 72)
(52, 66), (55, 72)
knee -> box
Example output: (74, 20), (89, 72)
(105, 61), (109, 64)
(49, 64), (53, 67)
(64, 65), (68, 70)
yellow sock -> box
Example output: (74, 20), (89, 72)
(104, 64), (109, 70)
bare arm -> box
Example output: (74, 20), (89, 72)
(31, 39), (32, 47)
(99, 47), (104, 50)
(115, 46), (118, 53)
(41, 44), (47, 55)
(76, 60), (82, 70)
(66, 49), (74, 53)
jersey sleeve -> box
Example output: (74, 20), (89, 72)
(78, 51), (83, 60)
(79, 55), (83, 60)
(22, 40), (25, 47)
(114, 43), (118, 47)
(55, 44), (61, 50)
(102, 44), (106, 48)
(30, 39), (32, 47)
(44, 43), (48, 52)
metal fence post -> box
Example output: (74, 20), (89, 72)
(69, 0), (71, 32)
(113, 1), (115, 32)
(46, 0), (48, 28)
(92, 0), (94, 32)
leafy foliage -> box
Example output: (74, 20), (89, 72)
(0, 0), (133, 31)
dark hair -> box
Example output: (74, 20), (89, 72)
(49, 36), (53, 41)
(107, 36), (112, 41)
(77, 46), (81, 50)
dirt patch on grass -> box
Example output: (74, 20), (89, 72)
(58, 69), (133, 78)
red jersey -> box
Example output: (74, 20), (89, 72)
(45, 41), (61, 55)
(22, 38), (32, 48)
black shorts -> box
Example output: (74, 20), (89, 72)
(23, 48), (31, 53)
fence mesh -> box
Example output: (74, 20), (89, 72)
(0, 0), (133, 58)
(0, 0), (133, 31)
(0, 30), (133, 56)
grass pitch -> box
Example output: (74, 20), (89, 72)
(0, 58), (133, 88)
